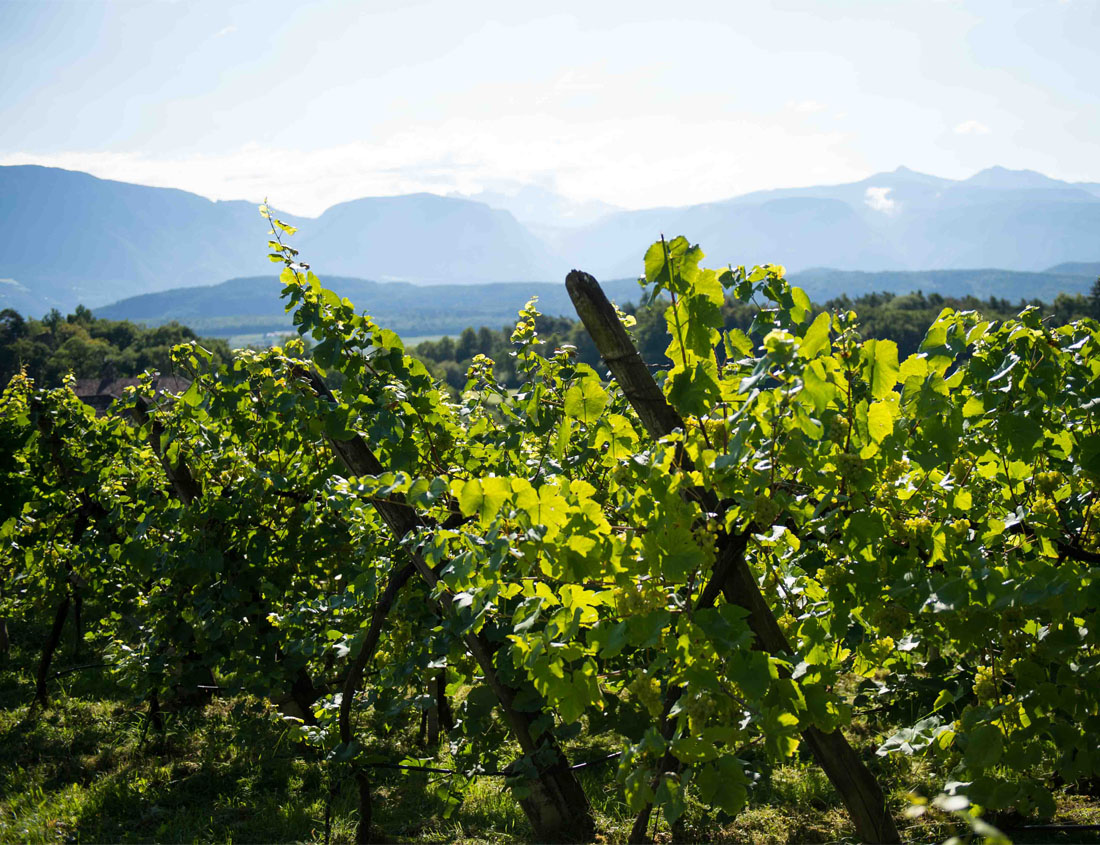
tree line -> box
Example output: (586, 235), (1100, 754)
(0, 305), (232, 387)
(415, 285), (1100, 389)
(4, 282), (1097, 393)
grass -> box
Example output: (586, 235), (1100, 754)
(2, 624), (1099, 844)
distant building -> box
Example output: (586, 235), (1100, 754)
(72, 375), (191, 414)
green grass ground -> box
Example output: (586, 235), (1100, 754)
(2, 625), (1098, 844)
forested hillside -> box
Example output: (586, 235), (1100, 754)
(0, 306), (230, 387)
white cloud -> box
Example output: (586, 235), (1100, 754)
(788, 100), (828, 113)
(864, 186), (898, 214)
(0, 116), (864, 217)
(214, 25), (236, 38)
(954, 119), (991, 135)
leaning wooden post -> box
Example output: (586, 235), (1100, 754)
(566, 269), (901, 844)
(299, 369), (596, 843)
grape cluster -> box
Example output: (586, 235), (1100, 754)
(1034, 471), (1063, 494)
(614, 581), (665, 616)
(1030, 495), (1058, 519)
(827, 415), (848, 445)
(950, 457), (972, 480)
(680, 691), (718, 732)
(835, 453), (864, 479)
(883, 459), (909, 483)
(949, 518), (970, 539)
(777, 612), (798, 638)
(972, 665), (997, 702)
(868, 637), (895, 664)
(871, 603), (910, 639)
(752, 494), (782, 527)
(628, 673), (664, 718)
(815, 564), (846, 589)
(1085, 501), (1100, 549)
(902, 516), (933, 542)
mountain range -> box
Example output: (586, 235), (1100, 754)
(2, 163), (1098, 318)
(92, 265), (1096, 346)
(93, 275), (645, 342)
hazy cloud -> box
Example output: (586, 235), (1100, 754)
(788, 100), (828, 114)
(954, 119), (991, 135)
(214, 25), (236, 38)
(864, 186), (898, 214)
(0, 117), (862, 217)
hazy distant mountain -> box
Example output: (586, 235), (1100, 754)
(95, 274), (643, 340)
(1045, 261), (1100, 277)
(94, 266), (1091, 344)
(557, 166), (1100, 278)
(295, 193), (566, 284)
(0, 165), (299, 313)
(450, 185), (621, 229)
(0, 166), (566, 314)
(3, 163), (1099, 318)
(790, 267), (1094, 303)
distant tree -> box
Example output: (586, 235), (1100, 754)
(42, 308), (63, 333)
(1090, 277), (1100, 320)
(477, 326), (495, 355)
(68, 304), (94, 326)
(0, 309), (26, 342)
(455, 327), (479, 361)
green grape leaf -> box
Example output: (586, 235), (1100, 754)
(564, 378), (609, 424)
(457, 477), (510, 524)
(725, 328), (753, 357)
(863, 339), (900, 399)
(695, 757), (748, 814)
(867, 400), (894, 444)
(964, 724), (1004, 769)
(667, 358), (721, 417)
(670, 736), (719, 764)
(790, 286), (812, 324)
(800, 312), (831, 358)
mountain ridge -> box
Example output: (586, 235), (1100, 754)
(3, 163), (1098, 317)
(92, 265), (1095, 344)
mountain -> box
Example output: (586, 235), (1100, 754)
(94, 274), (644, 341)
(1045, 261), (1100, 277)
(94, 266), (1091, 345)
(0, 166), (566, 315)
(0, 165), (298, 314)
(295, 193), (565, 284)
(450, 185), (621, 229)
(789, 267), (1094, 304)
(554, 166), (1100, 278)
(4, 164), (1100, 318)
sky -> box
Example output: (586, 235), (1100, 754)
(1, 0), (1098, 217)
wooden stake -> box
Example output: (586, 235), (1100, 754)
(566, 269), (900, 844)
(301, 369), (596, 842)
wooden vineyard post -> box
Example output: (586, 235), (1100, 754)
(566, 270), (901, 844)
(300, 370), (596, 843)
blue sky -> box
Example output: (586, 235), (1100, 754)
(2, 0), (1097, 215)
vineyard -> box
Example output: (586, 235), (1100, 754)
(2, 214), (1099, 844)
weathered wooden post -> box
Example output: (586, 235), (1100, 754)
(300, 370), (596, 843)
(566, 269), (900, 844)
